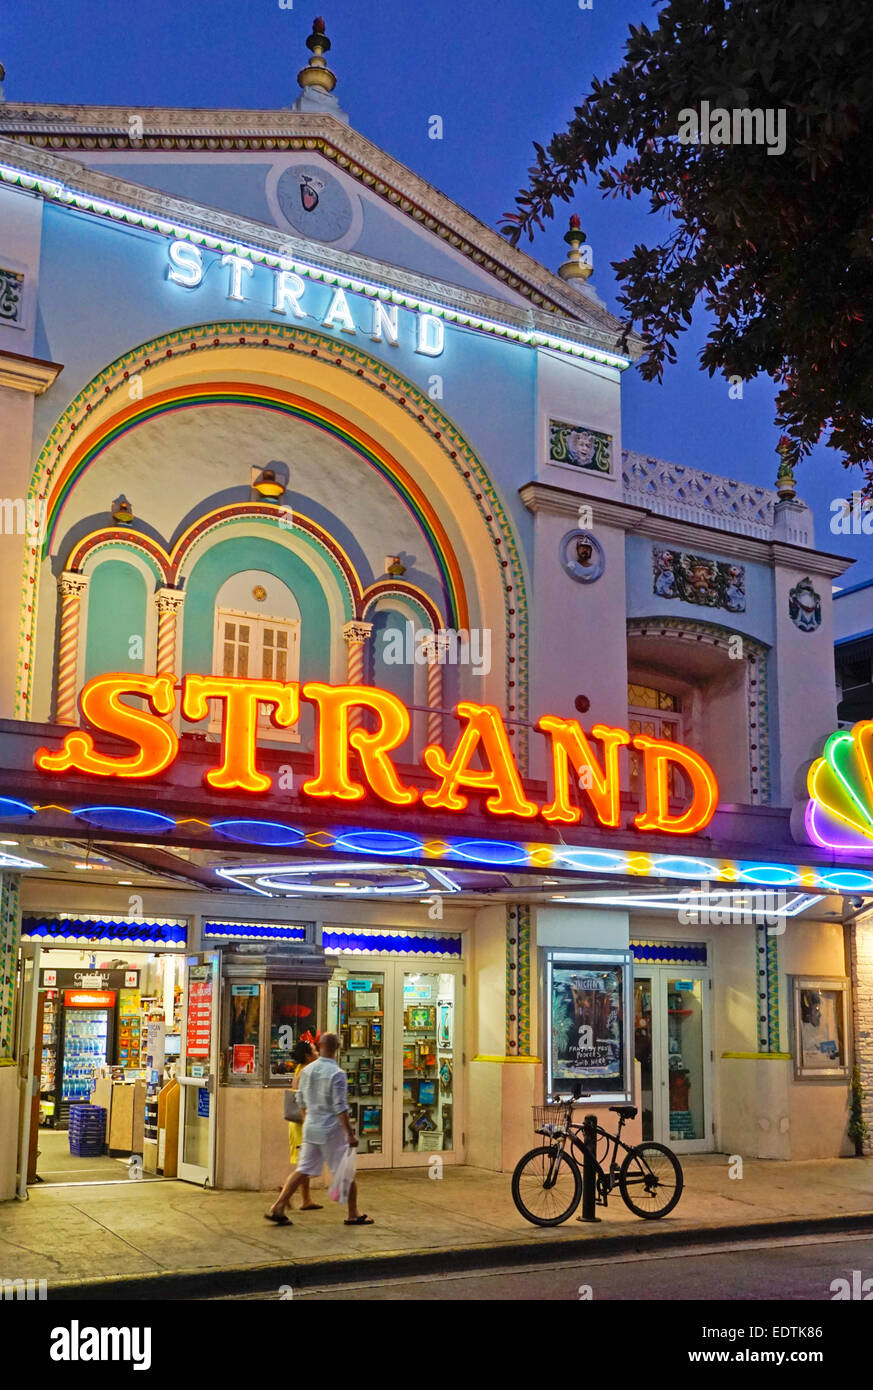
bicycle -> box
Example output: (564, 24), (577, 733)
(511, 1097), (684, 1225)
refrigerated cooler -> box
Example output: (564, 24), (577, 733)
(58, 989), (115, 1127)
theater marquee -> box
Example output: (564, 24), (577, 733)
(35, 673), (719, 836)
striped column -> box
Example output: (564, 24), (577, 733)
(55, 572), (89, 725)
(425, 632), (446, 746)
(155, 587), (185, 676)
(342, 621), (373, 730)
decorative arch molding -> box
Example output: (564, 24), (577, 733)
(71, 531), (167, 586)
(69, 505), (364, 620)
(361, 581), (444, 633)
(626, 615), (771, 805)
(19, 321), (529, 768)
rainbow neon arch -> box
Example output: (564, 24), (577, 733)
(807, 721), (873, 852)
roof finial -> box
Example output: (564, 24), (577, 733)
(298, 16), (337, 95)
(558, 214), (593, 283)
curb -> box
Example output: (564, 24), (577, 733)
(46, 1208), (873, 1300)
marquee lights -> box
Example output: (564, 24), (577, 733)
(0, 159), (632, 370)
(35, 673), (719, 836)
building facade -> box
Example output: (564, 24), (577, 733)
(1, 25), (872, 1201)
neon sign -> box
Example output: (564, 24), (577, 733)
(804, 720), (873, 852)
(167, 241), (446, 357)
(35, 674), (719, 836)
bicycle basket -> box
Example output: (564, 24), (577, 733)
(532, 1102), (570, 1134)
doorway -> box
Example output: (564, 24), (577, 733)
(634, 966), (713, 1153)
(18, 944), (191, 1188)
(326, 956), (463, 1168)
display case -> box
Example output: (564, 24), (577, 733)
(543, 950), (633, 1103)
(219, 943), (330, 1086)
(328, 969), (385, 1153)
(401, 972), (455, 1152)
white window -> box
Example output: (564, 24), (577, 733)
(211, 607), (301, 740)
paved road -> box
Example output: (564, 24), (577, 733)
(219, 1231), (873, 1301)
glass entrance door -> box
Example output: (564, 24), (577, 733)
(326, 957), (463, 1167)
(398, 970), (456, 1163)
(177, 952), (219, 1185)
(633, 966), (712, 1153)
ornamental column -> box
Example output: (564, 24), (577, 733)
(55, 571), (89, 724)
(423, 631), (447, 747)
(342, 620), (373, 730)
(155, 587), (185, 676)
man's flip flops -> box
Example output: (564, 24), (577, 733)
(265, 1212), (292, 1226)
(344, 1214), (374, 1225)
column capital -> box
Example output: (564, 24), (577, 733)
(58, 570), (89, 600)
(156, 586), (185, 615)
(342, 620), (374, 645)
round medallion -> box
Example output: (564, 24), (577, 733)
(252, 585), (267, 602)
(560, 530), (605, 584)
(274, 163), (355, 243)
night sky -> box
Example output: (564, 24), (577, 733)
(2, 0), (865, 583)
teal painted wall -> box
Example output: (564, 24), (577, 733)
(369, 607), (415, 761)
(84, 561), (148, 679)
(180, 536), (333, 743)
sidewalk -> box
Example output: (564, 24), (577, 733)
(2, 1155), (872, 1298)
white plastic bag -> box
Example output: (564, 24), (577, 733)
(328, 1145), (356, 1204)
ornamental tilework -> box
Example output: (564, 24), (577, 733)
(755, 920), (781, 1053)
(505, 905), (532, 1055)
(631, 941), (708, 966)
(0, 875), (21, 1058)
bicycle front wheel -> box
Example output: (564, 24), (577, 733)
(619, 1142), (683, 1219)
(512, 1144), (582, 1226)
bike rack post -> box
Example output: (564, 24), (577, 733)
(578, 1113), (600, 1223)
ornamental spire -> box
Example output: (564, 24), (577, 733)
(291, 17), (348, 123)
(297, 17), (337, 96)
(558, 214), (593, 283)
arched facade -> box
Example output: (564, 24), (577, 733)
(21, 321), (530, 765)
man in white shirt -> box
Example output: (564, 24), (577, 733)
(267, 1033), (374, 1226)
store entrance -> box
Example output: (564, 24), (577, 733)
(634, 966), (713, 1153)
(326, 957), (462, 1168)
(20, 945), (188, 1187)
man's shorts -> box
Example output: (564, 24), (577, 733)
(295, 1126), (348, 1178)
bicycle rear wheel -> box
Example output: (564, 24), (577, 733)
(511, 1145), (582, 1226)
(619, 1142), (683, 1218)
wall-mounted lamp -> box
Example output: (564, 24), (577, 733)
(112, 495), (134, 525)
(252, 467), (285, 501)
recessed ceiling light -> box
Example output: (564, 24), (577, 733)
(334, 881), (351, 888)
(0, 839), (19, 846)
(118, 880), (133, 885)
(551, 894), (567, 900)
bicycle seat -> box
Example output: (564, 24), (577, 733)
(609, 1105), (638, 1121)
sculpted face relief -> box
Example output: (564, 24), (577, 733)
(34, 673), (719, 835)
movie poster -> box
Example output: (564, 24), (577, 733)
(550, 965), (624, 1092)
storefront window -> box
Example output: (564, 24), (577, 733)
(545, 950), (631, 1102)
(269, 983), (319, 1079)
(402, 972), (454, 1153)
(328, 969), (385, 1155)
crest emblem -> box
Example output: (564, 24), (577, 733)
(789, 576), (821, 632)
(298, 173), (325, 212)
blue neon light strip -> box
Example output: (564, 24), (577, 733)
(630, 942), (708, 965)
(4, 796), (873, 892)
